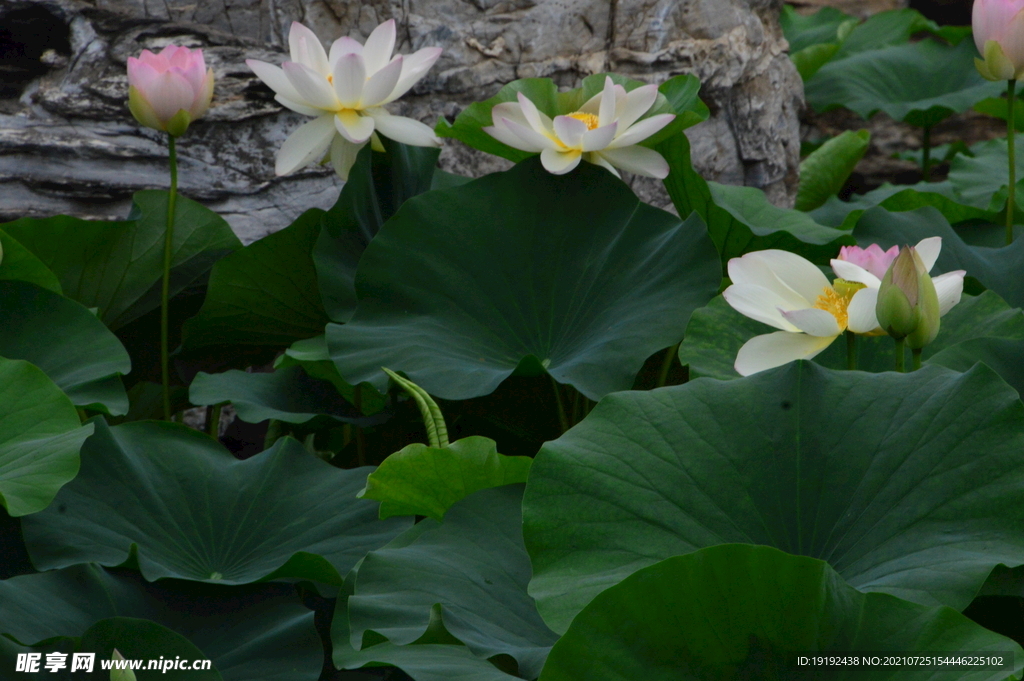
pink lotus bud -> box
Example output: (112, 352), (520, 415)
(973, 0), (1024, 80)
(836, 243), (900, 280)
(127, 45), (214, 137)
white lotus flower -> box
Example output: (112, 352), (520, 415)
(482, 76), (675, 178)
(246, 20), (442, 180)
(723, 238), (965, 376)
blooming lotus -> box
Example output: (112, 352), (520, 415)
(722, 238), (965, 376)
(482, 76), (675, 178)
(246, 20), (442, 180)
(973, 0), (1024, 80)
(127, 45), (214, 137)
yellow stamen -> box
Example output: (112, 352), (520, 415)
(813, 279), (865, 332)
(566, 112), (600, 130)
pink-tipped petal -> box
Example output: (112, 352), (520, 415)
(127, 58), (161, 91)
(247, 59), (304, 102)
(332, 52), (366, 108)
(581, 123), (617, 152)
(552, 115), (588, 149)
(361, 55), (402, 107)
(289, 22), (330, 74)
(517, 91), (553, 135)
(334, 109), (375, 143)
(606, 113), (675, 148)
(362, 19), (397, 75)
(275, 114), (337, 175)
(617, 83), (660, 130)
(282, 61), (338, 110)
(384, 47), (442, 102)
(501, 117), (558, 151)
(595, 144), (670, 178)
(540, 148), (583, 174)
(189, 67), (215, 119)
(144, 70), (196, 124)
(329, 36), (364, 70)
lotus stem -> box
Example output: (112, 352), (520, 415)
(206, 402), (223, 439)
(921, 125), (932, 182)
(656, 341), (681, 388)
(1009, 79), (1017, 246)
(894, 338), (906, 373)
(911, 348), (923, 372)
(161, 135), (178, 421)
(846, 330), (858, 370)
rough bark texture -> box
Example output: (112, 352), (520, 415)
(1, 0), (803, 243)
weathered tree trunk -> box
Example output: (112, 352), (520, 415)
(0, 0), (804, 243)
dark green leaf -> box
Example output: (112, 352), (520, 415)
(0, 229), (61, 293)
(796, 130), (870, 211)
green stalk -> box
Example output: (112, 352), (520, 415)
(354, 384), (366, 466)
(161, 135), (179, 421)
(921, 125), (933, 182)
(894, 338), (906, 373)
(911, 348), (923, 372)
(206, 403), (223, 439)
(845, 330), (858, 370)
(656, 342), (681, 388)
(551, 375), (569, 434)
(1008, 79), (1018, 246)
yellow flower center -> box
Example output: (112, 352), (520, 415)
(566, 112), (600, 130)
(812, 279), (865, 332)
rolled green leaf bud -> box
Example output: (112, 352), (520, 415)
(875, 245), (941, 348)
(109, 650), (137, 681)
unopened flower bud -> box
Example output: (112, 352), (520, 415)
(109, 650), (137, 681)
(127, 45), (214, 137)
(876, 246), (941, 348)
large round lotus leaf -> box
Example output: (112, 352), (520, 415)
(539, 545), (1023, 681)
(947, 138), (1024, 214)
(0, 357), (93, 517)
(679, 290), (1024, 380)
(0, 281), (130, 414)
(337, 643), (522, 681)
(0, 191), (241, 330)
(346, 485), (558, 679)
(805, 39), (1003, 126)
(21, 420), (410, 584)
(523, 362), (1024, 634)
(0, 564), (321, 681)
(327, 158), (721, 401)
(0, 229), (61, 293)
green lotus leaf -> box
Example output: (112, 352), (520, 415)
(810, 182), (997, 231)
(524, 362), (1024, 633)
(359, 436), (532, 520)
(337, 643), (522, 681)
(0, 191), (241, 330)
(947, 138), (1024, 215)
(0, 229), (61, 293)
(327, 157), (720, 401)
(796, 129), (870, 211)
(0, 357), (93, 517)
(781, 5), (855, 55)
(0, 564), (320, 680)
(21, 420), (410, 584)
(189, 366), (385, 426)
(658, 133), (854, 265)
(344, 485), (558, 679)
(0, 281), (130, 414)
(313, 138), (440, 323)
(540, 545), (1023, 681)
(182, 207), (328, 349)
(435, 73), (708, 162)
(805, 39), (1003, 126)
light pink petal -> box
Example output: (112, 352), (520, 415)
(490, 101), (529, 128)
(735, 332), (836, 376)
(553, 115), (588, 149)
(246, 59), (304, 102)
(289, 22), (330, 74)
(722, 283), (803, 332)
(137, 49), (165, 70)
(484, 122), (543, 152)
(330, 135), (365, 181)
(837, 243), (899, 280)
(913, 236), (942, 272)
(517, 92), (554, 135)
(282, 61), (338, 110)
(383, 47), (442, 103)
(780, 307), (842, 337)
(188, 67), (214, 119)
(728, 250), (830, 307)
(335, 109), (375, 143)
(1002, 8), (1024, 71)
(144, 71), (196, 124)
(366, 109), (440, 147)
(594, 145), (670, 179)
(581, 123), (617, 152)
(847, 288), (881, 334)
(934, 270), (966, 316)
(606, 113), (675, 148)
(275, 115), (336, 175)
(617, 83), (659, 130)
(540, 148), (583, 174)
(161, 45), (191, 68)
(361, 55), (402, 107)
(127, 58), (161, 91)
(179, 58), (207, 94)
(332, 53), (366, 108)
(330, 36), (364, 70)
(830, 259), (882, 288)
(362, 19), (397, 75)
(501, 117), (558, 151)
